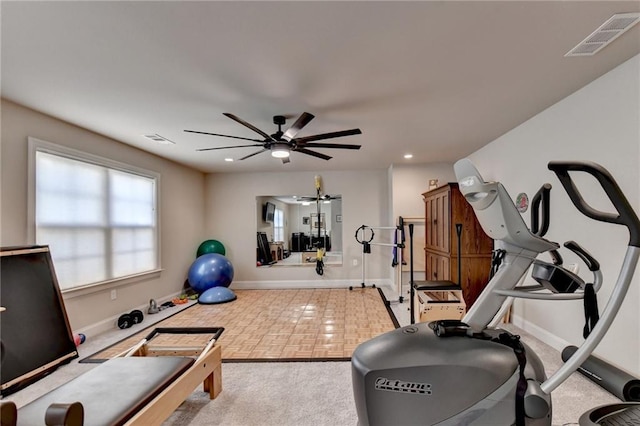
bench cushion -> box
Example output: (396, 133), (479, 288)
(18, 357), (194, 426)
(413, 280), (461, 291)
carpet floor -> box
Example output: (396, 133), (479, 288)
(5, 286), (619, 425)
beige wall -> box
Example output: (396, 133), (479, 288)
(204, 169), (391, 286)
(468, 55), (640, 375)
(390, 163), (456, 274)
(1, 99), (206, 332)
(205, 165), (459, 291)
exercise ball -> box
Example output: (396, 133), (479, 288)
(188, 253), (234, 294)
(199, 286), (237, 305)
(196, 239), (226, 257)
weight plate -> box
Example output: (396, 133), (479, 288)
(130, 310), (144, 324)
(117, 314), (132, 329)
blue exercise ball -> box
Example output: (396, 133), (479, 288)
(199, 286), (237, 304)
(188, 253), (234, 294)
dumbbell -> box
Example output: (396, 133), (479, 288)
(117, 309), (144, 329)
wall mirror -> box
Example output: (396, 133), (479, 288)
(256, 195), (343, 267)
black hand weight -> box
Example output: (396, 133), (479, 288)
(117, 313), (132, 329)
(129, 310), (144, 324)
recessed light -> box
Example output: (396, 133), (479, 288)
(404, 154), (413, 159)
(224, 158), (234, 162)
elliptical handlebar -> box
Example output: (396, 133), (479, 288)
(548, 161), (640, 247)
(531, 183), (552, 237)
(564, 240), (600, 272)
(540, 161), (640, 395)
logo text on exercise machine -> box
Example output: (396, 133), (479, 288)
(374, 377), (432, 395)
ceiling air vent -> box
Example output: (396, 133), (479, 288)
(143, 134), (175, 145)
(565, 12), (640, 57)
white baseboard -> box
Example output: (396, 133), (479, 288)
(512, 313), (571, 353)
(75, 291), (185, 338)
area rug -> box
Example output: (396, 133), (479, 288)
(81, 287), (398, 363)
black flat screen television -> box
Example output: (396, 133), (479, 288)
(0, 245), (78, 396)
(263, 201), (276, 222)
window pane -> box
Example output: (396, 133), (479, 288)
(112, 228), (156, 276)
(36, 152), (106, 226)
(110, 170), (155, 226)
(274, 208), (284, 242)
(38, 227), (107, 289)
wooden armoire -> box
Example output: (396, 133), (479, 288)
(423, 183), (493, 308)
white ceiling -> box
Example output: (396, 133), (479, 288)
(2, 1), (639, 173)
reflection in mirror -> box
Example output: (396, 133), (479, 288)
(256, 195), (342, 267)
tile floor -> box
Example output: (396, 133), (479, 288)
(85, 288), (397, 362)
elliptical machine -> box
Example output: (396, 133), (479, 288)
(351, 159), (640, 425)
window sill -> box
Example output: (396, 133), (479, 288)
(61, 269), (163, 299)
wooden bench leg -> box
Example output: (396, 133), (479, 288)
(203, 365), (222, 399)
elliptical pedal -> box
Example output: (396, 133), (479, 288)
(579, 403), (640, 426)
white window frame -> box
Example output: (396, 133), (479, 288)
(27, 137), (162, 296)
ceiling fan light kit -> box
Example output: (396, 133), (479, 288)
(186, 112), (362, 163)
(271, 143), (291, 158)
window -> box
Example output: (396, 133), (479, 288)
(29, 138), (159, 291)
(273, 208), (284, 242)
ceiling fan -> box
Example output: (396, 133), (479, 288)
(185, 112), (362, 164)
(297, 194), (341, 202)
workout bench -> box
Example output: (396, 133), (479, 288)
(1, 327), (223, 426)
(412, 281), (466, 323)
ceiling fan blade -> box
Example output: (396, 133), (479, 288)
(196, 144), (264, 152)
(282, 112), (315, 141)
(301, 142), (361, 150)
(293, 128), (362, 144)
(185, 130), (264, 143)
(281, 157), (291, 165)
(223, 113), (276, 141)
(238, 148), (269, 161)
(294, 148), (332, 161)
